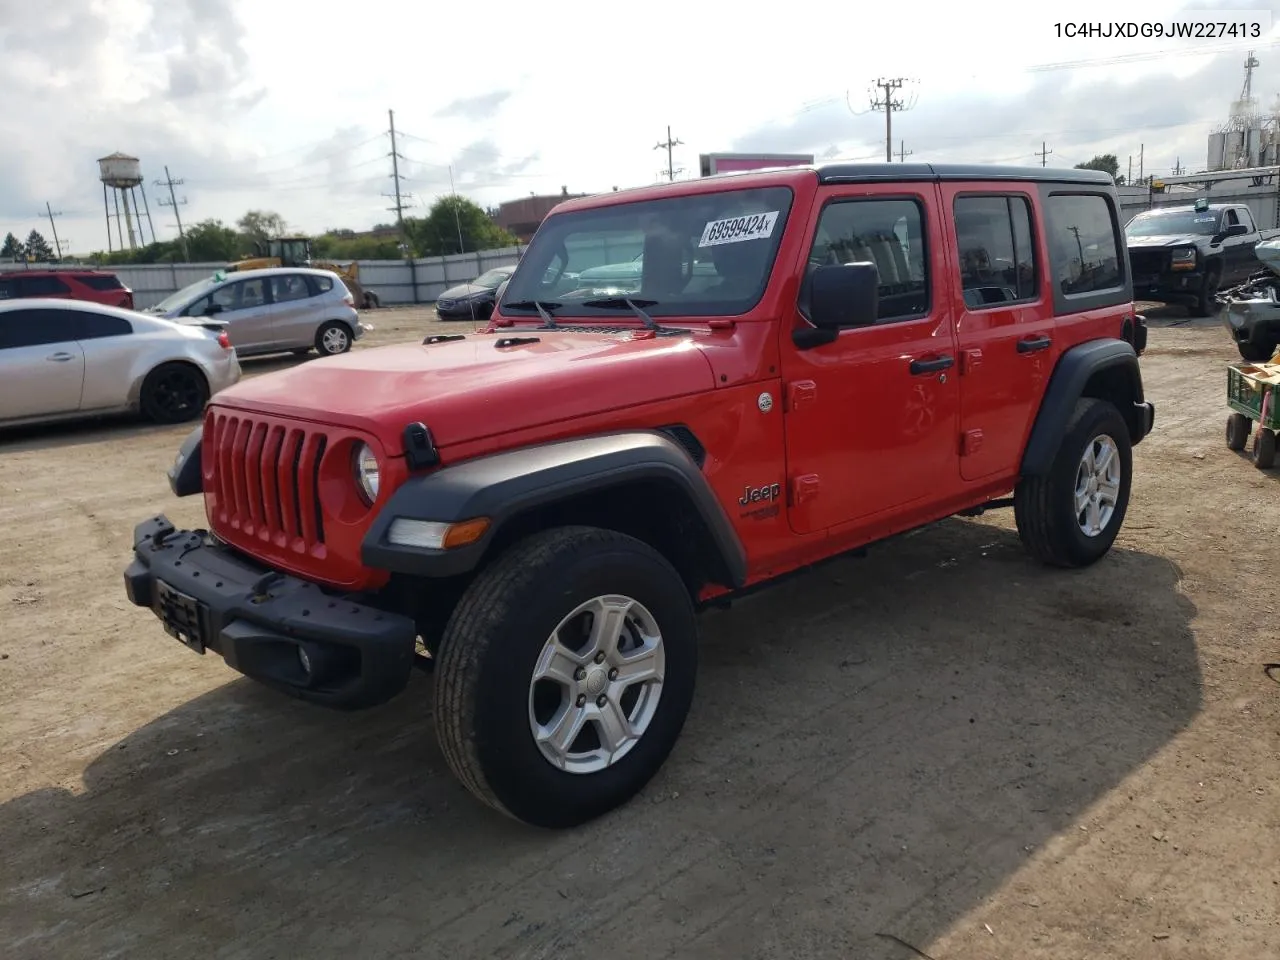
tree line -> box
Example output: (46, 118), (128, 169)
(1, 196), (520, 266)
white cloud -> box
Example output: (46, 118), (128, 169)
(2, 0), (1279, 254)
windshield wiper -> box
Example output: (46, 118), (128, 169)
(581, 297), (662, 330)
(503, 299), (561, 329)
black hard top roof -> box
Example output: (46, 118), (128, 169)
(815, 162), (1114, 186)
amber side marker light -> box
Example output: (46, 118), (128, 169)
(386, 517), (491, 550)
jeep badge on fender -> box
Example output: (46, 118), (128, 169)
(739, 483), (782, 506)
(124, 160), (1154, 831)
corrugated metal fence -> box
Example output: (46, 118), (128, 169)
(0, 246), (525, 310)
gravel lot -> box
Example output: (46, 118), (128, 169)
(1, 305), (1277, 960)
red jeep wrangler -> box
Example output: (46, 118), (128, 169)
(124, 162), (1153, 828)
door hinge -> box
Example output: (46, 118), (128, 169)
(960, 429), (984, 456)
(787, 379), (817, 412)
(791, 474), (820, 505)
(960, 349), (983, 375)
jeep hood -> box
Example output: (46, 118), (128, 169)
(211, 329), (716, 454)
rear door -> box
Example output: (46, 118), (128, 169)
(267, 273), (319, 348)
(13, 274), (73, 300)
(0, 307), (85, 420)
(72, 308), (138, 411)
(941, 185), (1056, 482)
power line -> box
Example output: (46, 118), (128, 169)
(654, 125), (684, 181)
(156, 166), (189, 262)
(870, 78), (915, 163)
(1036, 141), (1053, 167)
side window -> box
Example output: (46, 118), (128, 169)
(17, 275), (72, 297)
(80, 274), (126, 291)
(953, 195), (1038, 308)
(808, 198), (929, 322)
(183, 295), (210, 317)
(0, 279), (11, 299)
(271, 274), (310, 303)
(239, 278), (267, 308)
(75, 311), (132, 339)
(1046, 194), (1123, 297)
(208, 283), (241, 311)
(1226, 209), (1240, 227)
(0, 308), (80, 348)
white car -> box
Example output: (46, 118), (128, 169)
(0, 298), (241, 428)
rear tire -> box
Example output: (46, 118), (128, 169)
(433, 526), (698, 829)
(139, 362), (209, 424)
(1014, 398), (1133, 568)
(1227, 413), (1252, 451)
(315, 321), (352, 356)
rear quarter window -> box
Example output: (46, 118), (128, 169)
(309, 275), (335, 294)
(78, 274), (126, 291)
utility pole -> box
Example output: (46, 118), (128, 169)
(897, 140), (912, 162)
(870, 78), (910, 163)
(654, 125), (684, 181)
(44, 202), (65, 259)
(384, 109), (414, 231)
(1036, 141), (1053, 167)
(1139, 143), (1144, 184)
(1128, 155), (1133, 185)
(156, 166), (189, 262)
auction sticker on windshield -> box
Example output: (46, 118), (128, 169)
(699, 211), (779, 247)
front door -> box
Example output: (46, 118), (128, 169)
(940, 185), (1057, 482)
(208, 277), (274, 353)
(0, 307), (85, 421)
(781, 185), (961, 535)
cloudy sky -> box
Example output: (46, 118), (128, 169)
(2, 0), (1279, 254)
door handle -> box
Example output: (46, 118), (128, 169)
(1017, 335), (1052, 353)
(46, 352), (74, 362)
(909, 355), (954, 375)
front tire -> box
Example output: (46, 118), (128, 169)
(433, 526), (698, 829)
(139, 362), (209, 424)
(1195, 268), (1220, 317)
(1014, 398), (1133, 568)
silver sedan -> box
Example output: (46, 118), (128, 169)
(0, 298), (241, 428)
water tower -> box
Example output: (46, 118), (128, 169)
(98, 152), (157, 253)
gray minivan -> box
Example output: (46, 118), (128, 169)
(144, 267), (364, 358)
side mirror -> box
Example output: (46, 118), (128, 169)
(794, 262), (879, 348)
(1225, 223), (1250, 238)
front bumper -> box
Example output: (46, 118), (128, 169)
(1132, 271), (1204, 300)
(123, 515), (417, 709)
(1135, 400), (1156, 444)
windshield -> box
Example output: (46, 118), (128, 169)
(1126, 210), (1222, 237)
(473, 268), (512, 289)
(148, 275), (220, 313)
(500, 185), (795, 318)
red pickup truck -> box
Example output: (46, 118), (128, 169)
(125, 162), (1153, 828)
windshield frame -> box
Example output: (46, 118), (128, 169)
(499, 184), (796, 320)
(149, 275), (221, 313)
(1125, 209), (1223, 237)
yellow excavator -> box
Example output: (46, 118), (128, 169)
(225, 236), (381, 308)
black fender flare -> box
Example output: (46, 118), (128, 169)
(1021, 339), (1150, 476)
(361, 430), (748, 586)
(168, 424), (204, 497)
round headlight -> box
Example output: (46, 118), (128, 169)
(353, 442), (380, 505)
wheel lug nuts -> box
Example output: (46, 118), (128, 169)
(608, 668), (618, 680)
(594, 652), (606, 664)
(576, 694), (586, 707)
(574, 667), (586, 681)
(596, 695), (607, 707)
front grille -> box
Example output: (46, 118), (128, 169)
(1128, 249), (1167, 276)
(206, 410), (327, 552)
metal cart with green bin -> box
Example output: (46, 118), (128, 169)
(1227, 360), (1280, 468)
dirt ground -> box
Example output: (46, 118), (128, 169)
(1, 305), (1277, 960)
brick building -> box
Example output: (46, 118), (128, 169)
(493, 186), (588, 242)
